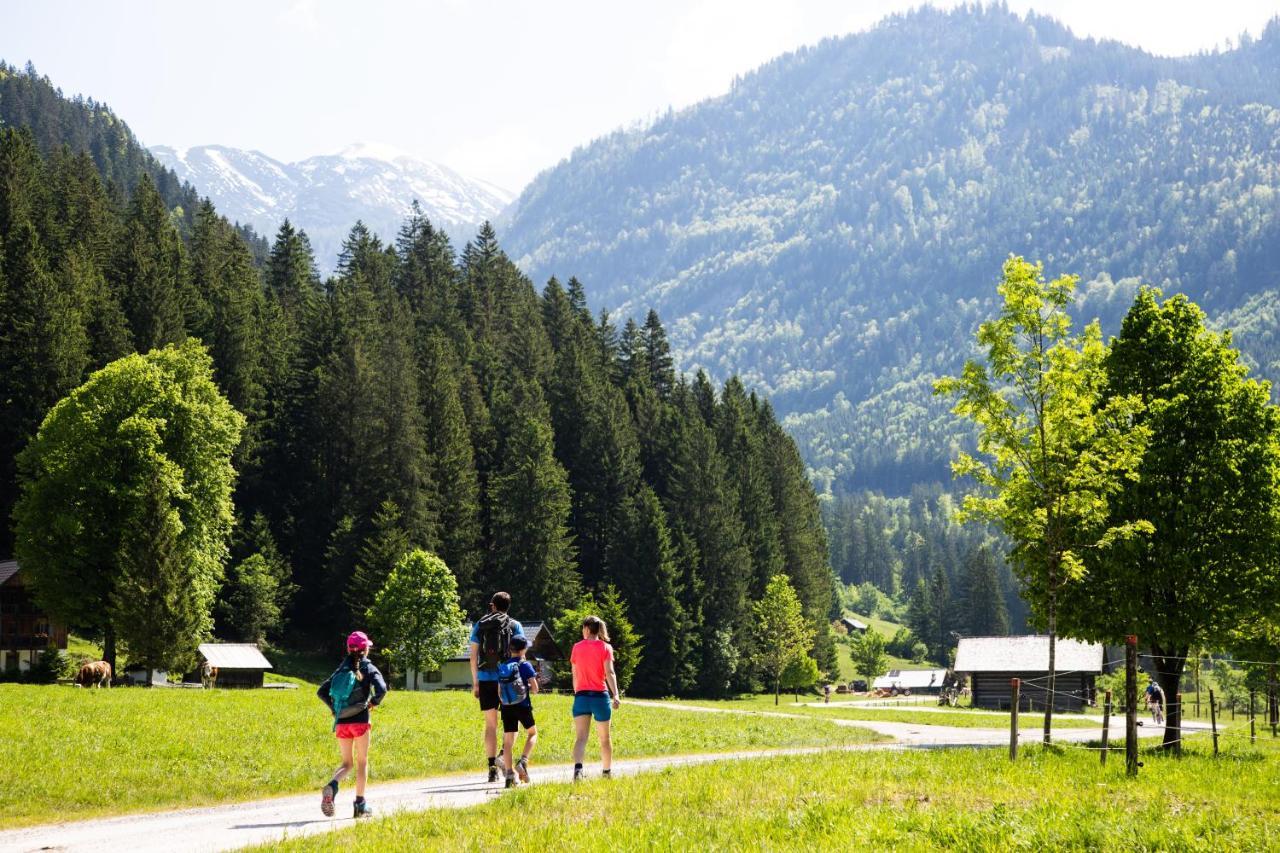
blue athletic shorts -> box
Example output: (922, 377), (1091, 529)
(572, 691), (612, 722)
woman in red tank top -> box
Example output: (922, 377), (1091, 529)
(569, 615), (621, 781)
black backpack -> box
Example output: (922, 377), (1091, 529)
(477, 611), (512, 671)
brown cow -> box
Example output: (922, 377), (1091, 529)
(76, 660), (112, 688)
(201, 661), (218, 689)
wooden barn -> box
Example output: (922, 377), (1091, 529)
(194, 643), (273, 688)
(0, 559), (68, 674)
(837, 617), (868, 635)
(953, 636), (1104, 713)
(405, 620), (565, 691)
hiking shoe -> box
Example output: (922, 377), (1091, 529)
(602, 769), (612, 779)
(515, 757), (529, 784)
(320, 782), (336, 817)
(573, 767), (583, 782)
(353, 800), (373, 819)
(505, 772), (517, 789)
(487, 765), (500, 783)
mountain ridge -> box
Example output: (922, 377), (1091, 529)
(151, 142), (513, 271)
(497, 5), (1280, 493)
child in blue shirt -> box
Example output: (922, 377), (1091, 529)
(498, 635), (539, 787)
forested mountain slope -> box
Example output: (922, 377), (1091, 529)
(0, 73), (838, 696)
(0, 62), (266, 258)
(500, 6), (1280, 493)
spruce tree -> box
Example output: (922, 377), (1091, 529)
(0, 131), (91, 553)
(608, 486), (687, 696)
(347, 501), (413, 626)
(643, 309), (676, 398)
(664, 389), (750, 693)
(716, 377), (783, 599)
(959, 545), (1009, 636)
(487, 383), (581, 617)
(418, 332), (483, 605)
(110, 174), (187, 351)
(265, 220), (322, 319)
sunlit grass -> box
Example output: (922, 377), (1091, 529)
(264, 736), (1280, 851)
(0, 683), (882, 828)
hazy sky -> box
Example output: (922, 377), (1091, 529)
(2, 1), (1276, 192)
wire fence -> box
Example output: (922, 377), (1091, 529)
(997, 641), (1280, 773)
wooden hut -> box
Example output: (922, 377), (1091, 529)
(405, 620), (565, 691)
(837, 617), (869, 635)
(0, 560), (68, 674)
(953, 636), (1103, 713)
(194, 643), (273, 688)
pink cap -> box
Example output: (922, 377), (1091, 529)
(346, 631), (372, 650)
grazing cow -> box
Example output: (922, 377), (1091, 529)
(76, 660), (112, 688)
(201, 661), (218, 689)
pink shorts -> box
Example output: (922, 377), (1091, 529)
(335, 723), (371, 739)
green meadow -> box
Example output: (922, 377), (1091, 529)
(264, 737), (1280, 851)
(0, 684), (882, 828)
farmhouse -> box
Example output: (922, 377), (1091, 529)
(193, 643), (273, 688)
(404, 620), (565, 691)
(871, 668), (949, 694)
(0, 559), (68, 674)
(953, 635), (1104, 713)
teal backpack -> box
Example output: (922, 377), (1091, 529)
(497, 660), (528, 706)
(328, 661), (362, 730)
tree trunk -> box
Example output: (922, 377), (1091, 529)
(1151, 645), (1187, 750)
(1043, 556), (1057, 745)
(775, 678), (780, 705)
(103, 625), (116, 681)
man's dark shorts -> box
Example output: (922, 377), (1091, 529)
(501, 703), (536, 733)
(478, 680), (500, 711)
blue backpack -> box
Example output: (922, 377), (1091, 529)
(497, 660), (528, 706)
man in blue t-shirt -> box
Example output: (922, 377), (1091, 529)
(499, 635), (540, 787)
(470, 591), (524, 783)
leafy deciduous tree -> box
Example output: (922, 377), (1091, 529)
(935, 257), (1151, 743)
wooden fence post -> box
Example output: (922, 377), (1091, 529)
(1010, 678), (1020, 761)
(1126, 635), (1139, 777)
(1250, 690), (1256, 745)
(1264, 666), (1274, 737)
(1209, 688), (1219, 756)
(1100, 689), (1112, 766)
(1174, 693), (1182, 756)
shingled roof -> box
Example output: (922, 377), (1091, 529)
(198, 643), (273, 670)
(953, 636), (1105, 673)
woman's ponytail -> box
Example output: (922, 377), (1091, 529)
(582, 615), (611, 643)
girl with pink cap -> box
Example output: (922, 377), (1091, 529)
(317, 630), (387, 818)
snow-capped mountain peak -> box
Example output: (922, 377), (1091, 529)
(333, 141), (415, 163)
(151, 142), (513, 272)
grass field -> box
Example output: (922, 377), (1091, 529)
(262, 737), (1280, 851)
(0, 684), (883, 829)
